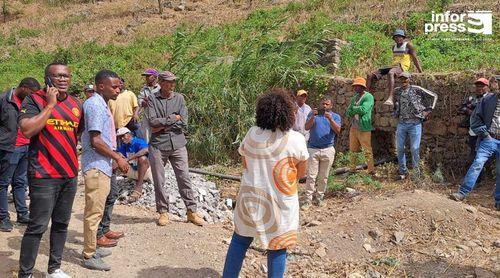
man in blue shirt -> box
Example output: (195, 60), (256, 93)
(116, 127), (152, 203)
(81, 69), (129, 271)
(302, 96), (341, 209)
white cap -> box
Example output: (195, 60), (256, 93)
(116, 127), (131, 136)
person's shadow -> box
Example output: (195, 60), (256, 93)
(137, 266), (221, 278)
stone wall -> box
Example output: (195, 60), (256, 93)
(324, 72), (497, 177)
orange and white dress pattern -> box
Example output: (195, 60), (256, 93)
(234, 126), (309, 250)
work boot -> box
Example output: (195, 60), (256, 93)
(83, 255), (111, 271)
(96, 235), (118, 248)
(187, 210), (205, 226)
(449, 192), (466, 202)
(45, 268), (71, 278)
(157, 212), (169, 226)
(0, 218), (13, 232)
(104, 230), (124, 240)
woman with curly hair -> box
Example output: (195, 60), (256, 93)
(222, 88), (309, 278)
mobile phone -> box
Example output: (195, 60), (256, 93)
(318, 108), (325, 116)
(44, 76), (54, 87)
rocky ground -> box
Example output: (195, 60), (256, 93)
(0, 167), (499, 277)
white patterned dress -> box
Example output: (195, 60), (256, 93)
(235, 126), (309, 250)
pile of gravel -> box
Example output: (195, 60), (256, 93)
(115, 164), (233, 223)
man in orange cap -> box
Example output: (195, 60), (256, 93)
(346, 77), (375, 174)
(451, 77), (500, 211)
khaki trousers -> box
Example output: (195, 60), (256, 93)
(83, 169), (111, 259)
(305, 146), (336, 202)
(349, 128), (375, 172)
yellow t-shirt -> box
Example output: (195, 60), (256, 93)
(108, 90), (138, 129)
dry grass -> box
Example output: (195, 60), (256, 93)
(3, 0), (498, 52)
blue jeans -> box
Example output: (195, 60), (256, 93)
(459, 137), (500, 205)
(223, 233), (287, 278)
(396, 122), (422, 174)
(0, 146), (29, 220)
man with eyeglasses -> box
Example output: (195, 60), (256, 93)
(0, 78), (41, 232)
(17, 63), (83, 278)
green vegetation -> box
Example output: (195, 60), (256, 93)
(328, 172), (382, 191)
(0, 0), (498, 163)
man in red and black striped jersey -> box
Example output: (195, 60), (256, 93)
(17, 62), (83, 278)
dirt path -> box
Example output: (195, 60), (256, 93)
(1, 179), (499, 277)
(0, 182), (231, 278)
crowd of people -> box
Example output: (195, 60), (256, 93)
(0, 28), (498, 278)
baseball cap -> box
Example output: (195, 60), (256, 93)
(141, 68), (159, 76)
(296, 89), (308, 96)
(399, 72), (411, 79)
(84, 84), (94, 91)
(116, 127), (131, 137)
(474, 78), (489, 86)
(352, 77), (367, 88)
(393, 29), (406, 38)
(158, 71), (177, 81)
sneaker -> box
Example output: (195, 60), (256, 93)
(313, 196), (326, 207)
(95, 248), (112, 258)
(157, 212), (169, 226)
(300, 202), (311, 211)
(187, 210), (205, 226)
(83, 255), (111, 271)
(316, 199), (326, 208)
(46, 269), (71, 278)
(0, 218), (13, 232)
(449, 192), (466, 202)
(396, 173), (407, 181)
(383, 97), (394, 106)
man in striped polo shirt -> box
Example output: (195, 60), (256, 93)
(17, 62), (83, 278)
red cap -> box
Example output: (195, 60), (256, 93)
(475, 78), (489, 86)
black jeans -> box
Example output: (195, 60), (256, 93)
(18, 177), (77, 277)
(97, 173), (118, 238)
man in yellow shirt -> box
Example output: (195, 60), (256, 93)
(108, 78), (142, 138)
(367, 29), (423, 106)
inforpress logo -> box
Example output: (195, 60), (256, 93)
(425, 11), (493, 35)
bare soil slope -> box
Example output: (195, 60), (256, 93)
(1, 180), (498, 277)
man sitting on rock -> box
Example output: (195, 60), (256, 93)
(367, 29), (423, 106)
(116, 127), (152, 203)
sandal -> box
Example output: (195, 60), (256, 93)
(128, 190), (142, 203)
